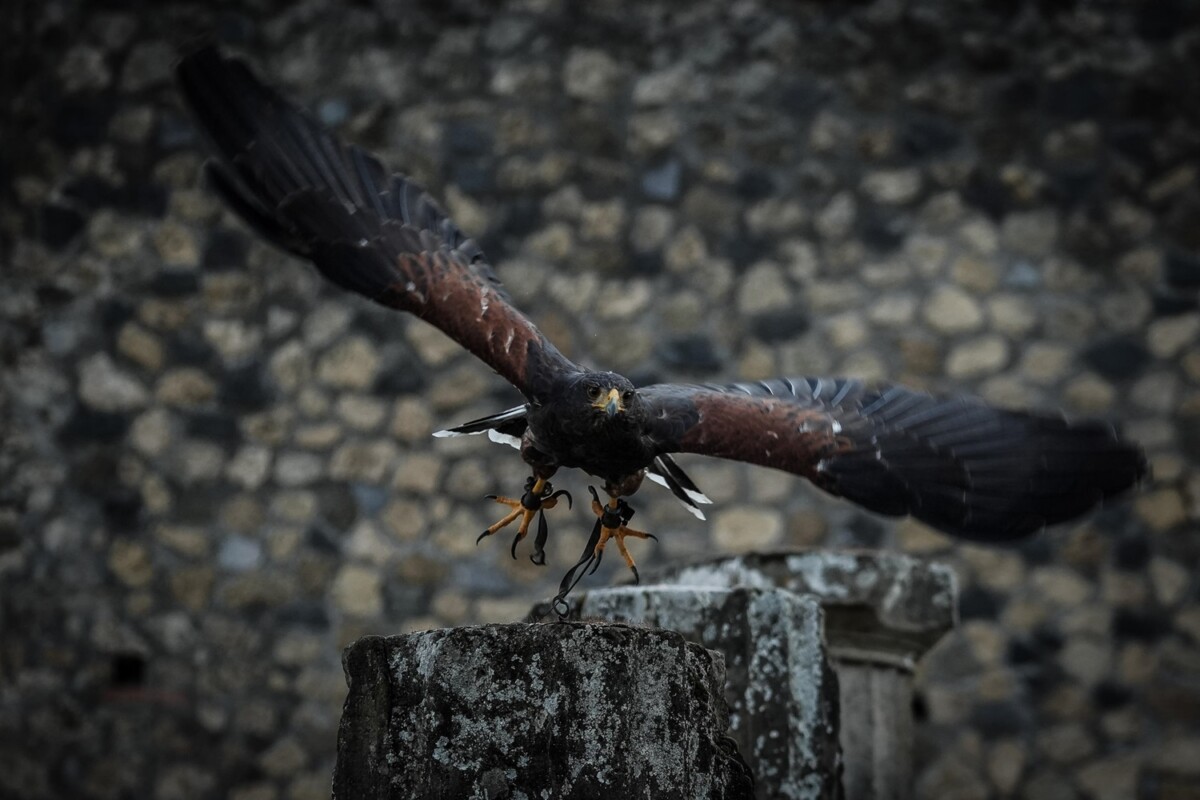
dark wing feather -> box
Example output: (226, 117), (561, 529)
(175, 45), (576, 403)
(640, 378), (1147, 542)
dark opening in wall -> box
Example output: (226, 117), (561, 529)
(110, 653), (146, 688)
(911, 691), (928, 722)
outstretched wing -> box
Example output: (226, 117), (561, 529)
(640, 377), (1147, 542)
(175, 46), (577, 404)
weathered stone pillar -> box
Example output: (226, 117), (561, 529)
(647, 550), (958, 800)
(544, 586), (843, 800)
(334, 623), (756, 800)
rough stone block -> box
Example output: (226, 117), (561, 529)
(646, 550), (957, 667)
(645, 550), (959, 800)
(334, 623), (755, 800)
(559, 586), (843, 800)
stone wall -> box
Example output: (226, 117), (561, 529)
(2, 1), (1198, 798)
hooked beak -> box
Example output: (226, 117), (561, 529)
(595, 388), (624, 418)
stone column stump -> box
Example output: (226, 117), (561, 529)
(647, 550), (958, 800)
(334, 622), (756, 799)
(543, 585), (843, 800)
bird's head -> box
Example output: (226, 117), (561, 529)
(568, 371), (643, 429)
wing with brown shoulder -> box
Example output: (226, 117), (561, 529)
(175, 45), (576, 403)
(640, 378), (1147, 542)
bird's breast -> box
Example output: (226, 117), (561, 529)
(526, 415), (651, 479)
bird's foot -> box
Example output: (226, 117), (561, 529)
(477, 476), (571, 565)
(586, 487), (657, 584)
(550, 486), (657, 616)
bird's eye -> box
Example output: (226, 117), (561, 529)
(587, 386), (601, 399)
(623, 390), (633, 403)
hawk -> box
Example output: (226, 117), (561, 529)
(176, 46), (1146, 606)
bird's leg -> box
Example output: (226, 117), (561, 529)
(586, 485), (657, 584)
(550, 480), (657, 618)
(477, 475), (571, 565)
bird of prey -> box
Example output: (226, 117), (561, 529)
(176, 46), (1146, 606)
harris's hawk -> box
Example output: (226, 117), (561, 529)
(176, 46), (1147, 606)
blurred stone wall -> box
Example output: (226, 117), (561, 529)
(3, 0), (1198, 798)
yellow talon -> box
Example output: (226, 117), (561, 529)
(476, 477), (571, 563)
(585, 488), (657, 583)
